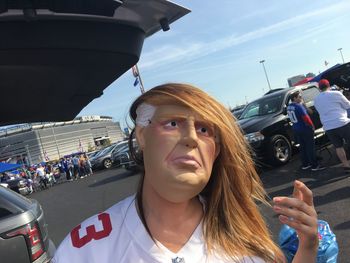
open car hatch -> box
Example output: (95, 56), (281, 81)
(0, 0), (190, 125)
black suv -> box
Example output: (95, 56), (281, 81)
(237, 83), (322, 166)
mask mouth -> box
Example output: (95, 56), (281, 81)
(169, 154), (201, 168)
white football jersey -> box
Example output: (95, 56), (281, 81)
(53, 195), (266, 263)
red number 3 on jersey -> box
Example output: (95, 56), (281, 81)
(70, 213), (112, 248)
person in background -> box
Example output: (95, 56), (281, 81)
(79, 154), (87, 178)
(72, 155), (81, 179)
(287, 91), (325, 171)
(62, 157), (72, 181)
(45, 162), (56, 184)
(68, 157), (74, 180)
(314, 79), (350, 172)
(36, 164), (48, 188)
(53, 83), (318, 263)
(59, 158), (70, 182)
(84, 153), (93, 176)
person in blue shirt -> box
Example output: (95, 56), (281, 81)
(287, 91), (325, 171)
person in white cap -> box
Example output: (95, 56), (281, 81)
(314, 79), (350, 172)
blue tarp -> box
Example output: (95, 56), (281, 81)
(0, 162), (21, 173)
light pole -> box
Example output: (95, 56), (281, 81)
(51, 126), (60, 158)
(337, 48), (345, 63)
(132, 64), (145, 94)
(259, 60), (271, 90)
(25, 145), (32, 166)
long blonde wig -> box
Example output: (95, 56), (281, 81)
(129, 83), (285, 262)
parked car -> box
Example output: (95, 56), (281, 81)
(112, 140), (139, 169)
(231, 104), (246, 119)
(237, 83), (323, 166)
(87, 151), (100, 159)
(90, 144), (116, 169)
(90, 141), (130, 170)
(112, 145), (131, 168)
(1, 175), (31, 195)
(0, 185), (55, 262)
(0, 183), (8, 188)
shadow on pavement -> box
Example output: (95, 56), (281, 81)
(266, 176), (349, 204)
(260, 165), (299, 189)
(260, 144), (343, 189)
(334, 220), (350, 231)
(302, 173), (349, 188)
(313, 186), (350, 206)
(88, 170), (138, 188)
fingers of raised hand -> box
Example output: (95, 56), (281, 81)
(274, 181), (319, 250)
(274, 196), (316, 218)
(273, 201), (316, 228)
(293, 180), (314, 206)
(274, 200), (318, 249)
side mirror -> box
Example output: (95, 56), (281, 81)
(282, 106), (287, 115)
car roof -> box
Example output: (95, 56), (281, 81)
(0, 0), (190, 125)
(250, 82), (319, 103)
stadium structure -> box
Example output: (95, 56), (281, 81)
(0, 116), (125, 165)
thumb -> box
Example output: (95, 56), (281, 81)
(293, 180), (314, 206)
(292, 180), (303, 200)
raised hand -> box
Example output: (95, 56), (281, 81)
(273, 180), (318, 261)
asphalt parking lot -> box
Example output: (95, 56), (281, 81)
(31, 145), (349, 262)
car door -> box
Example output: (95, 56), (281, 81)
(301, 86), (322, 129)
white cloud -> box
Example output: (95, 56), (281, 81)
(139, 1), (350, 70)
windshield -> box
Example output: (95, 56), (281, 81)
(87, 151), (99, 158)
(112, 142), (128, 153)
(239, 94), (284, 119)
(115, 145), (129, 155)
(113, 140), (138, 155)
(94, 144), (115, 157)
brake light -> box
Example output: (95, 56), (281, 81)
(6, 221), (44, 261)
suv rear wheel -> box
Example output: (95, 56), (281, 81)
(103, 158), (112, 169)
(268, 135), (292, 166)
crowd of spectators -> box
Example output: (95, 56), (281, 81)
(1, 153), (93, 194)
(57, 153), (93, 181)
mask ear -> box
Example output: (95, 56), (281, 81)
(135, 126), (146, 150)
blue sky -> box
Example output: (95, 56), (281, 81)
(79, 0), (350, 129)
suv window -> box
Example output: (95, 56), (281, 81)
(0, 198), (18, 219)
(95, 144), (115, 157)
(301, 87), (319, 103)
(286, 87), (320, 107)
(240, 94), (284, 119)
(112, 142), (128, 154)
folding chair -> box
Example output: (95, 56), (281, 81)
(314, 128), (332, 162)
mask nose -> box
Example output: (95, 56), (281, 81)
(181, 122), (198, 149)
